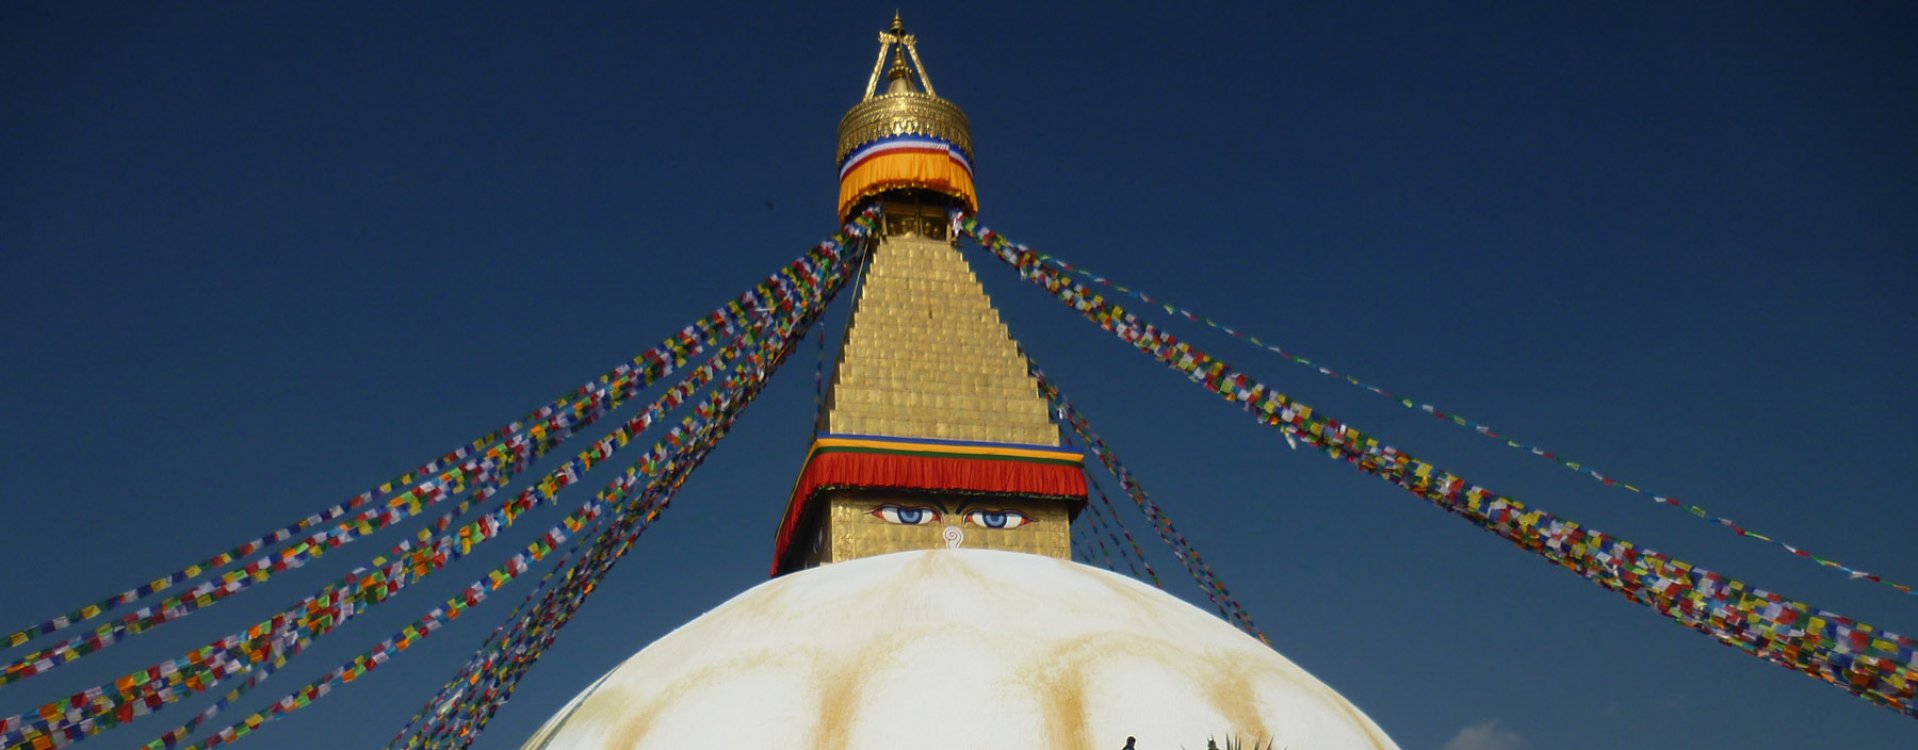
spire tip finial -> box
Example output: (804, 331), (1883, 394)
(886, 43), (915, 92)
(842, 10), (973, 217)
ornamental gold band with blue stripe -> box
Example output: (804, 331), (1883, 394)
(836, 134), (977, 218)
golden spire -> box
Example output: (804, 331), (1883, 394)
(837, 13), (974, 219)
(860, 12), (937, 100)
(774, 15), (1084, 576)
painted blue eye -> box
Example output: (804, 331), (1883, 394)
(871, 505), (939, 525)
(964, 509), (1031, 529)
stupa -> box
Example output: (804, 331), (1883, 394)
(519, 16), (1398, 749)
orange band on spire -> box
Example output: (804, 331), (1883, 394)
(837, 149), (977, 218)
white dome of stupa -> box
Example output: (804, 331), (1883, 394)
(521, 549), (1396, 749)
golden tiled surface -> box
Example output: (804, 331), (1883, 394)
(781, 230), (1078, 573)
(817, 492), (1073, 564)
(819, 235), (1062, 447)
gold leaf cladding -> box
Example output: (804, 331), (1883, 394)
(836, 93), (974, 163)
(820, 235), (1063, 447)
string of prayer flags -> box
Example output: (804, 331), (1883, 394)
(1078, 479), (1156, 585)
(1014, 244), (1914, 598)
(953, 212), (1918, 718)
(139, 321), (790, 750)
(2, 328), (751, 750)
(160, 426), (705, 750)
(1060, 432), (1160, 588)
(382, 510), (614, 749)
(1069, 499), (1120, 574)
(139, 213), (871, 750)
(142, 540), (527, 750)
(1038, 369), (1264, 643)
(392, 223), (867, 750)
(0, 260), (789, 691)
(406, 394), (739, 750)
(394, 369), (795, 750)
(3, 433), (550, 690)
(1088, 476), (1163, 589)
(0, 211), (879, 750)
(1, 217), (874, 658)
(1068, 492), (1120, 575)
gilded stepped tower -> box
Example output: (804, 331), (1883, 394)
(821, 234), (1056, 445)
(519, 18), (1398, 749)
(772, 14), (1086, 575)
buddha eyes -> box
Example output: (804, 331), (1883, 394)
(868, 505), (1032, 529)
(871, 505), (939, 525)
(964, 510), (1031, 529)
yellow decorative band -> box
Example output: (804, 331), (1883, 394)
(805, 435), (1083, 465)
(837, 150), (977, 218)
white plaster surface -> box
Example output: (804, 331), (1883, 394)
(521, 549), (1397, 750)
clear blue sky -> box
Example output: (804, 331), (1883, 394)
(3, 4), (1914, 749)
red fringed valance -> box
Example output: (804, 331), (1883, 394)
(771, 436), (1087, 574)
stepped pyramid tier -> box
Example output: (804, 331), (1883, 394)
(820, 234), (1060, 445)
(836, 13), (976, 220)
(771, 219), (1088, 575)
(774, 16), (1084, 576)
